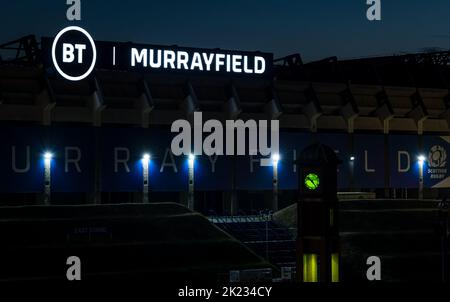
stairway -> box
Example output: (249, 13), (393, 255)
(340, 199), (449, 282)
(213, 218), (297, 268)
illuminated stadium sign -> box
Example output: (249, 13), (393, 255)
(41, 26), (273, 81)
(50, 26), (97, 81)
(129, 48), (266, 74)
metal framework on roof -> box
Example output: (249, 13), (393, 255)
(0, 35), (40, 65)
(1, 35), (450, 134)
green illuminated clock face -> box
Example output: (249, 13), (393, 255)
(304, 173), (320, 190)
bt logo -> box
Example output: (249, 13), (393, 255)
(51, 26), (96, 81)
(62, 43), (86, 64)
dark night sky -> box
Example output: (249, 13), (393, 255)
(1, 0), (450, 61)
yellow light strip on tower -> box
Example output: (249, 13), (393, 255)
(331, 253), (339, 282)
(303, 254), (318, 282)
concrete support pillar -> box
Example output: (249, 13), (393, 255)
(224, 84), (242, 120)
(138, 80), (154, 128)
(90, 128), (102, 204)
(224, 191), (238, 216)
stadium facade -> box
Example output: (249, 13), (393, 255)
(2, 34), (450, 215)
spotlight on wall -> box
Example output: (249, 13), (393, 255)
(44, 152), (53, 162)
(418, 154), (426, 165)
(142, 153), (151, 164)
(350, 156), (355, 161)
(272, 153), (280, 164)
(189, 154), (195, 162)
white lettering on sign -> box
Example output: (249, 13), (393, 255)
(364, 150), (376, 172)
(397, 151), (410, 172)
(130, 48), (266, 75)
(160, 148), (178, 173)
(50, 27), (269, 81)
(11, 146), (30, 173)
(114, 147), (130, 173)
(51, 26), (97, 81)
(62, 43), (86, 63)
(63, 43), (75, 63)
(131, 48), (147, 67)
(65, 147), (82, 173)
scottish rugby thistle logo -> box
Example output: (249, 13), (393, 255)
(428, 145), (447, 168)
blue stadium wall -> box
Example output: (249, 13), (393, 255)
(1, 126), (449, 193)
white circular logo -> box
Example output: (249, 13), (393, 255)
(428, 145), (447, 168)
(51, 26), (97, 81)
